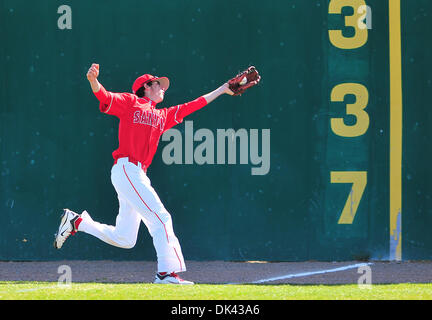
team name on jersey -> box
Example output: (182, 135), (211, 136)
(133, 110), (165, 131)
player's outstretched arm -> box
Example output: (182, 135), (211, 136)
(202, 83), (234, 104)
(86, 63), (102, 93)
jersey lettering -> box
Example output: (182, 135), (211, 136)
(133, 110), (165, 131)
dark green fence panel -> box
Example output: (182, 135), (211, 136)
(0, 0), (430, 261)
(401, 0), (432, 260)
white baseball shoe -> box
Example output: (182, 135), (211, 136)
(154, 272), (194, 285)
(53, 209), (82, 249)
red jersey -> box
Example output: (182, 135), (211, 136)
(93, 85), (207, 169)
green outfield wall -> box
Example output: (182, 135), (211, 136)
(0, 0), (430, 261)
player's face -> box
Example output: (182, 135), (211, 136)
(147, 81), (165, 103)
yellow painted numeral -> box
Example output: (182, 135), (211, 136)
(329, 0), (368, 49)
(331, 171), (367, 224)
(330, 83), (369, 137)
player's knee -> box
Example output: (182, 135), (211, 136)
(117, 236), (137, 249)
(121, 241), (136, 249)
(157, 210), (172, 225)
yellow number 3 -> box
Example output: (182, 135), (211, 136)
(331, 83), (369, 138)
(329, 0), (368, 49)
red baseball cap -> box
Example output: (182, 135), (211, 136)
(132, 74), (170, 94)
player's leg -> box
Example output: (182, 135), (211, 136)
(140, 203), (185, 273)
(78, 196), (141, 249)
(54, 171), (142, 250)
(114, 161), (190, 283)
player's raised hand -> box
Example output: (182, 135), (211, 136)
(86, 63), (99, 82)
(87, 63), (101, 92)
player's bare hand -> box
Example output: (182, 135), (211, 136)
(87, 63), (100, 82)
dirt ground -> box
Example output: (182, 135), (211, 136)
(1, 260), (432, 285)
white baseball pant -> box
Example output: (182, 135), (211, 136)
(78, 157), (186, 273)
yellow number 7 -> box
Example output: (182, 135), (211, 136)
(331, 171), (367, 224)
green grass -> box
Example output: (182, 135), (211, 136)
(1, 282), (432, 300)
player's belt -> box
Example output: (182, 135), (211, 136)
(114, 157), (147, 173)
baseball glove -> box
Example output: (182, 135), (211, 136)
(228, 66), (261, 96)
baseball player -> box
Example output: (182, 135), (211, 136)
(54, 63), (260, 284)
